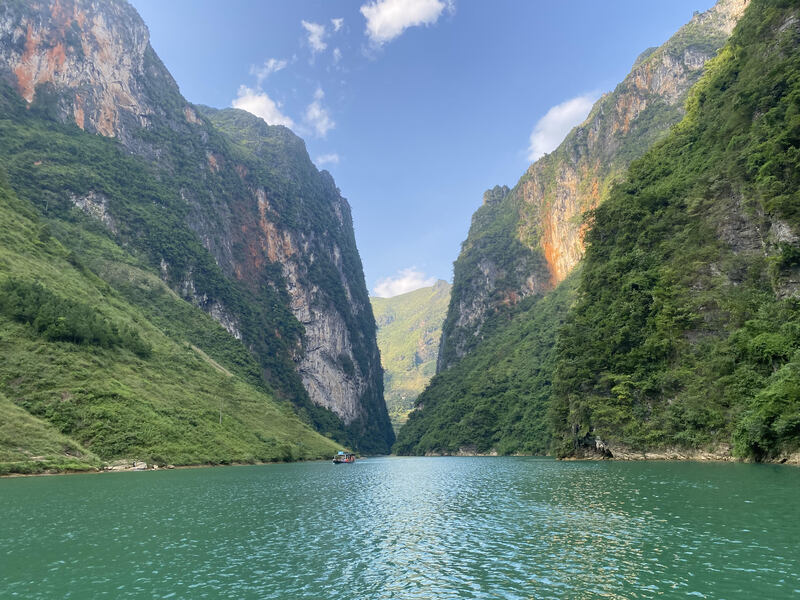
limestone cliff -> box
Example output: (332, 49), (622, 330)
(0, 0), (180, 148)
(0, 0), (393, 452)
(437, 0), (748, 372)
(199, 106), (390, 447)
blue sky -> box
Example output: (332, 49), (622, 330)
(130, 0), (715, 296)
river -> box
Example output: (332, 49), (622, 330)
(1, 457), (799, 598)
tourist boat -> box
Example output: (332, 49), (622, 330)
(333, 451), (355, 464)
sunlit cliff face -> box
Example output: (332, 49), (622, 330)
(0, 0), (390, 441)
(515, 0), (750, 289)
(436, 0), (750, 371)
(3, 0), (153, 137)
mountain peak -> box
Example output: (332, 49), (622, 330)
(0, 0), (183, 141)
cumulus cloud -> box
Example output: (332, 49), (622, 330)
(315, 153), (340, 166)
(304, 88), (335, 137)
(527, 93), (598, 162)
(302, 20), (327, 53)
(232, 85), (294, 129)
(332, 18), (344, 32)
(250, 58), (288, 86)
(373, 267), (437, 297)
(360, 0), (452, 45)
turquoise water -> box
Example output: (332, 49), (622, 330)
(1, 457), (799, 598)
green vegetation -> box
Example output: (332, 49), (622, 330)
(0, 391), (100, 475)
(394, 276), (575, 455)
(398, 0), (800, 462)
(551, 0), (800, 461)
(436, 2), (730, 371)
(0, 278), (151, 357)
(0, 70), (391, 454)
(437, 186), (551, 370)
(371, 281), (450, 429)
(0, 145), (340, 471)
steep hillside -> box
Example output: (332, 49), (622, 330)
(371, 281), (450, 429)
(0, 0), (393, 453)
(399, 0), (752, 457)
(551, 0), (800, 462)
(438, 0), (748, 372)
(400, 0), (800, 463)
(395, 275), (576, 456)
(0, 174), (341, 474)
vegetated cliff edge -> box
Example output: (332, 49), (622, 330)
(397, 0), (757, 458)
(371, 281), (451, 430)
(401, 0), (800, 464)
(437, 0), (749, 373)
(0, 164), (342, 474)
(550, 0), (800, 464)
(0, 0), (393, 454)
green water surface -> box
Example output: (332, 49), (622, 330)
(1, 457), (798, 598)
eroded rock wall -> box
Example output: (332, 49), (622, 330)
(437, 0), (749, 372)
(0, 0), (392, 451)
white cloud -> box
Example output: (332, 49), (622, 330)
(304, 88), (335, 137)
(373, 267), (436, 297)
(232, 85), (295, 129)
(302, 20), (327, 53)
(316, 153), (340, 166)
(527, 93), (598, 162)
(332, 18), (344, 32)
(250, 58), (288, 86)
(333, 48), (342, 64)
(360, 0), (452, 45)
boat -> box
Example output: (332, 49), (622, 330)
(333, 451), (355, 464)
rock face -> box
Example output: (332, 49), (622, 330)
(0, 0), (393, 452)
(197, 107), (389, 446)
(437, 0), (749, 372)
(547, 0), (800, 461)
(0, 0), (171, 144)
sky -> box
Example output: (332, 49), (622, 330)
(130, 0), (716, 297)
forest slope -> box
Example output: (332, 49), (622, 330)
(371, 281), (450, 430)
(0, 174), (340, 474)
(0, 0), (394, 452)
(0, 0), (393, 455)
(551, 0), (800, 462)
(398, 0), (800, 463)
(437, 0), (747, 372)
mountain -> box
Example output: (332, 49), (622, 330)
(551, 0), (800, 462)
(394, 276), (576, 456)
(0, 0), (393, 467)
(370, 281), (450, 430)
(437, 0), (748, 373)
(0, 173), (340, 474)
(397, 0), (751, 456)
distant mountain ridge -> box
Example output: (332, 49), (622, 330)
(371, 281), (450, 430)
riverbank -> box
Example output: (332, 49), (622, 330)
(565, 441), (800, 466)
(419, 443), (800, 466)
(0, 457), (346, 478)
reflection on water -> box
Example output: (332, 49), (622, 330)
(1, 457), (799, 599)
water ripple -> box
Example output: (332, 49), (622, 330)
(1, 458), (799, 598)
